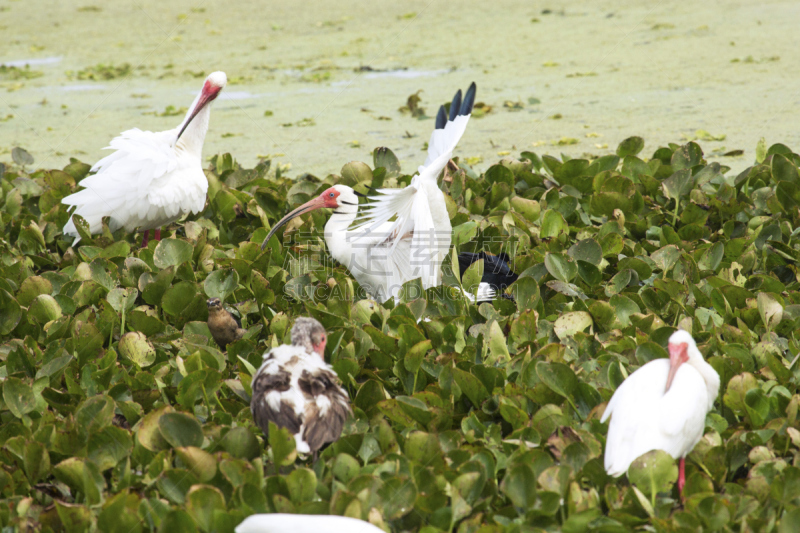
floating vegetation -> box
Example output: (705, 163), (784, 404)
(4, 89), (800, 533)
(503, 99), (525, 111)
(282, 117), (316, 127)
(731, 55), (780, 64)
(263, 110), (274, 117)
(552, 137), (579, 145)
(566, 71), (597, 78)
(67, 62), (131, 80)
(142, 105), (187, 117)
(398, 90), (425, 118)
(0, 65), (44, 80)
(299, 71), (331, 83)
(471, 102), (492, 118)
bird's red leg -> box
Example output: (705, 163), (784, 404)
(141, 230), (150, 248)
(678, 457), (686, 496)
(155, 228), (162, 241)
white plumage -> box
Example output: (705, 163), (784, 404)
(235, 514), (384, 533)
(62, 71), (227, 245)
(601, 329), (720, 492)
(260, 83), (476, 303)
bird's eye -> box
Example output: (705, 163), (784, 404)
(329, 192), (334, 197)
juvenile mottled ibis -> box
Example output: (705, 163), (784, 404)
(235, 514), (384, 533)
(260, 83), (476, 303)
(250, 317), (351, 454)
(62, 71), (227, 246)
(601, 329), (720, 494)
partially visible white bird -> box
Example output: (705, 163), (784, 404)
(62, 71), (227, 247)
(260, 83), (477, 303)
(235, 514), (384, 533)
(250, 317), (351, 455)
(601, 329), (720, 494)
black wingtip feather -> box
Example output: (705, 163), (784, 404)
(435, 105), (447, 130)
(449, 89), (462, 122)
(460, 82), (477, 116)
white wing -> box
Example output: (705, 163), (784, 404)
(235, 514), (385, 533)
(61, 127), (182, 243)
(602, 359), (709, 476)
(351, 83), (476, 290)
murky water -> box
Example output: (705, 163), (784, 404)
(2, 0), (799, 177)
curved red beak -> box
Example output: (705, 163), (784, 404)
(260, 195), (329, 250)
(177, 82), (222, 140)
(665, 342), (689, 392)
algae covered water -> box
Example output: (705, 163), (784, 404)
(2, 0), (799, 176)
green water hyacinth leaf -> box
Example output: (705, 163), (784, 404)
(185, 485), (226, 533)
(16, 275), (52, 306)
(662, 169), (694, 200)
(616, 136), (645, 157)
(28, 294), (62, 324)
(568, 238), (603, 266)
(268, 421), (297, 466)
(204, 268), (239, 302)
(106, 287), (138, 313)
(220, 427), (260, 460)
(462, 257), (484, 297)
(544, 252), (577, 283)
(501, 463), (538, 510)
(553, 311), (593, 339)
(757, 292), (783, 331)
(510, 196), (540, 222)
(540, 209), (568, 239)
(0, 290), (22, 335)
(287, 467), (317, 504)
(3, 377), (36, 419)
(159, 412), (204, 448)
(671, 141), (703, 170)
(162, 281), (197, 317)
(154, 238), (194, 269)
(373, 146), (401, 175)
(119, 331), (156, 367)
(341, 160), (373, 183)
(627, 450), (678, 505)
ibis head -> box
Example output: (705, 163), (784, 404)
(260, 184), (359, 250)
(177, 71), (227, 141)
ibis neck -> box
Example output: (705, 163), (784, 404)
(176, 102), (211, 157)
(324, 209), (358, 268)
(688, 357), (720, 410)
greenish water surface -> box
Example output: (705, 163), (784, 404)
(2, 0), (799, 177)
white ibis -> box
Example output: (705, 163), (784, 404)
(62, 71), (227, 247)
(235, 514), (384, 533)
(601, 329), (720, 495)
(250, 317), (351, 455)
(260, 83), (477, 303)
(457, 251), (518, 302)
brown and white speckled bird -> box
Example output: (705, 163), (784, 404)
(250, 317), (351, 455)
(207, 298), (246, 349)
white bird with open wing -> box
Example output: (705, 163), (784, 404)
(62, 71), (227, 246)
(260, 83), (476, 303)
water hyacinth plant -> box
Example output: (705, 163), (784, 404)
(1, 137), (800, 531)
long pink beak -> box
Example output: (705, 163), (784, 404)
(665, 342), (689, 392)
(177, 85), (221, 140)
(260, 195), (327, 250)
